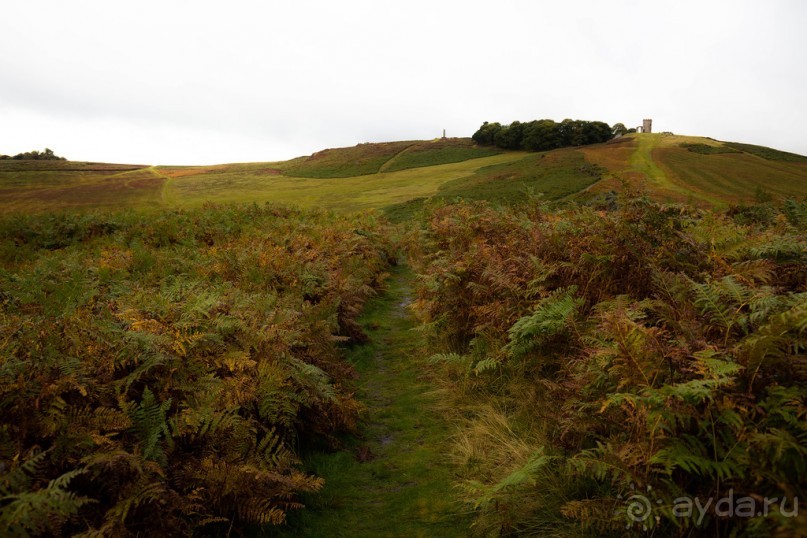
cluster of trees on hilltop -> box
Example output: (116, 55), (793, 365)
(0, 148), (65, 160)
(472, 119), (615, 151)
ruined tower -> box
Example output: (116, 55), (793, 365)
(642, 119), (652, 134)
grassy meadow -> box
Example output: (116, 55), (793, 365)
(2, 134), (806, 215)
(161, 151), (526, 211)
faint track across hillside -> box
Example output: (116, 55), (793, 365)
(630, 135), (723, 205)
(150, 167), (175, 204)
(378, 143), (417, 173)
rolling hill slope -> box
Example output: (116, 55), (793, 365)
(1, 134), (805, 214)
(581, 133), (807, 205)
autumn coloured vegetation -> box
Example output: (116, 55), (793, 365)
(0, 204), (395, 535)
(1, 130), (806, 536)
(408, 196), (806, 535)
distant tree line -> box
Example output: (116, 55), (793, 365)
(0, 148), (65, 160)
(472, 119), (619, 151)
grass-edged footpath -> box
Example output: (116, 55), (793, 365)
(273, 264), (469, 537)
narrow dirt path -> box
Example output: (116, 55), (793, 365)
(378, 144), (417, 173)
(273, 264), (468, 537)
(148, 166), (175, 205)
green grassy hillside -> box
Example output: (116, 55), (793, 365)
(382, 149), (605, 221)
(281, 137), (500, 178)
(0, 140), (523, 213)
(1, 134), (805, 215)
(380, 137), (501, 172)
(284, 141), (414, 178)
(581, 133), (807, 205)
(160, 151), (525, 211)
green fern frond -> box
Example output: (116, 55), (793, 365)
(0, 451), (48, 496)
(118, 353), (168, 393)
(0, 469), (95, 537)
(650, 434), (740, 481)
(256, 427), (297, 469)
(749, 237), (806, 263)
(716, 275), (751, 306)
(427, 352), (468, 365)
(747, 289), (782, 325)
(687, 277), (731, 326)
(473, 357), (500, 376)
(100, 478), (167, 529)
(129, 387), (171, 464)
(568, 443), (633, 483)
(462, 449), (554, 509)
(506, 286), (582, 358)
(287, 357), (336, 403)
(731, 259), (774, 284)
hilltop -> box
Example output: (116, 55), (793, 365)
(1, 133), (805, 214)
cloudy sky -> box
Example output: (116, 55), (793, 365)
(1, 0), (805, 165)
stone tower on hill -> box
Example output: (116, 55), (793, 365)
(643, 119), (652, 133)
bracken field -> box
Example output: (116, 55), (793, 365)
(0, 205), (395, 535)
(408, 197), (806, 536)
(1, 131), (806, 536)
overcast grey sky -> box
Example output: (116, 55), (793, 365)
(1, 0), (805, 165)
